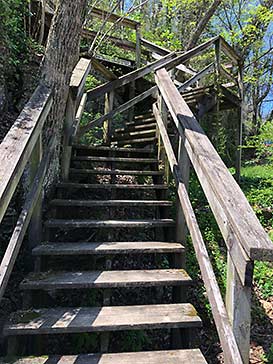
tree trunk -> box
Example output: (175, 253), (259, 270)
(40, 0), (87, 189)
(186, 0), (222, 50)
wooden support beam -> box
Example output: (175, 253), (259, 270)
(178, 63), (215, 92)
(92, 58), (118, 81)
(79, 86), (157, 136)
(219, 36), (241, 64)
(103, 90), (114, 145)
(153, 103), (243, 364)
(136, 25), (141, 68)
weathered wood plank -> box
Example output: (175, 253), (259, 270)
(50, 199), (172, 207)
(32, 241), (184, 256)
(4, 303), (201, 336)
(155, 68), (273, 262)
(0, 349), (207, 364)
(72, 156), (158, 163)
(69, 168), (163, 176)
(0, 85), (52, 225)
(92, 58), (118, 81)
(178, 63), (215, 92)
(57, 183), (167, 190)
(70, 92), (87, 143)
(72, 145), (153, 153)
(153, 103), (244, 364)
(70, 58), (91, 99)
(45, 218), (175, 229)
(20, 269), (192, 290)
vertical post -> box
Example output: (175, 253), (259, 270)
(176, 135), (190, 248)
(103, 90), (114, 145)
(235, 62), (243, 183)
(62, 89), (77, 181)
(135, 25), (141, 68)
(226, 254), (252, 364)
(28, 134), (43, 249)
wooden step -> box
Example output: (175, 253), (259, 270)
(72, 145), (153, 154)
(114, 136), (157, 146)
(134, 111), (153, 120)
(20, 269), (192, 290)
(112, 129), (156, 142)
(0, 349), (208, 364)
(72, 156), (158, 163)
(113, 129), (156, 139)
(45, 219), (175, 229)
(114, 122), (156, 133)
(69, 168), (163, 176)
(57, 183), (167, 190)
(50, 199), (172, 208)
(32, 241), (184, 256)
(4, 303), (202, 336)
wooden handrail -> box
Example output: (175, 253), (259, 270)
(153, 102), (244, 364)
(90, 7), (140, 29)
(155, 68), (273, 263)
(0, 85), (52, 225)
(178, 63), (215, 92)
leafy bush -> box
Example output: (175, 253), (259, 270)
(245, 121), (273, 164)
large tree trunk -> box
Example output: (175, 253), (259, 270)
(186, 0), (222, 50)
(40, 0), (87, 188)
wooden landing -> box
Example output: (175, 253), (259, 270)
(4, 304), (202, 336)
(0, 349), (208, 364)
(32, 241), (184, 256)
(20, 269), (192, 290)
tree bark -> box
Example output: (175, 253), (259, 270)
(40, 0), (87, 188)
(186, 0), (222, 50)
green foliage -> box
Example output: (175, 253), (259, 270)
(0, 0), (29, 66)
(245, 122), (273, 163)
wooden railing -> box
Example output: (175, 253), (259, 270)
(0, 58), (91, 301)
(154, 68), (273, 364)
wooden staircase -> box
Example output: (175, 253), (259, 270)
(2, 115), (207, 363)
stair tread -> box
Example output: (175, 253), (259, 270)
(72, 145), (153, 153)
(4, 303), (202, 336)
(114, 122), (156, 133)
(32, 241), (184, 256)
(0, 349), (208, 364)
(20, 269), (192, 290)
(72, 156), (158, 163)
(57, 183), (167, 190)
(50, 199), (172, 207)
(45, 219), (175, 228)
(114, 137), (157, 145)
(112, 129), (156, 140)
(69, 168), (163, 176)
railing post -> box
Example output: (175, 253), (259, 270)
(226, 253), (252, 364)
(103, 90), (114, 145)
(28, 133), (43, 249)
(62, 89), (76, 181)
(136, 24), (141, 68)
(235, 62), (244, 183)
(176, 136), (190, 248)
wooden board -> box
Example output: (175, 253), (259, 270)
(69, 168), (163, 176)
(0, 349), (207, 364)
(72, 156), (158, 163)
(32, 241), (184, 256)
(90, 7), (140, 29)
(4, 303), (201, 336)
(72, 145), (153, 153)
(70, 58), (91, 99)
(57, 183), (167, 190)
(45, 219), (175, 229)
(50, 199), (172, 207)
(20, 269), (192, 290)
